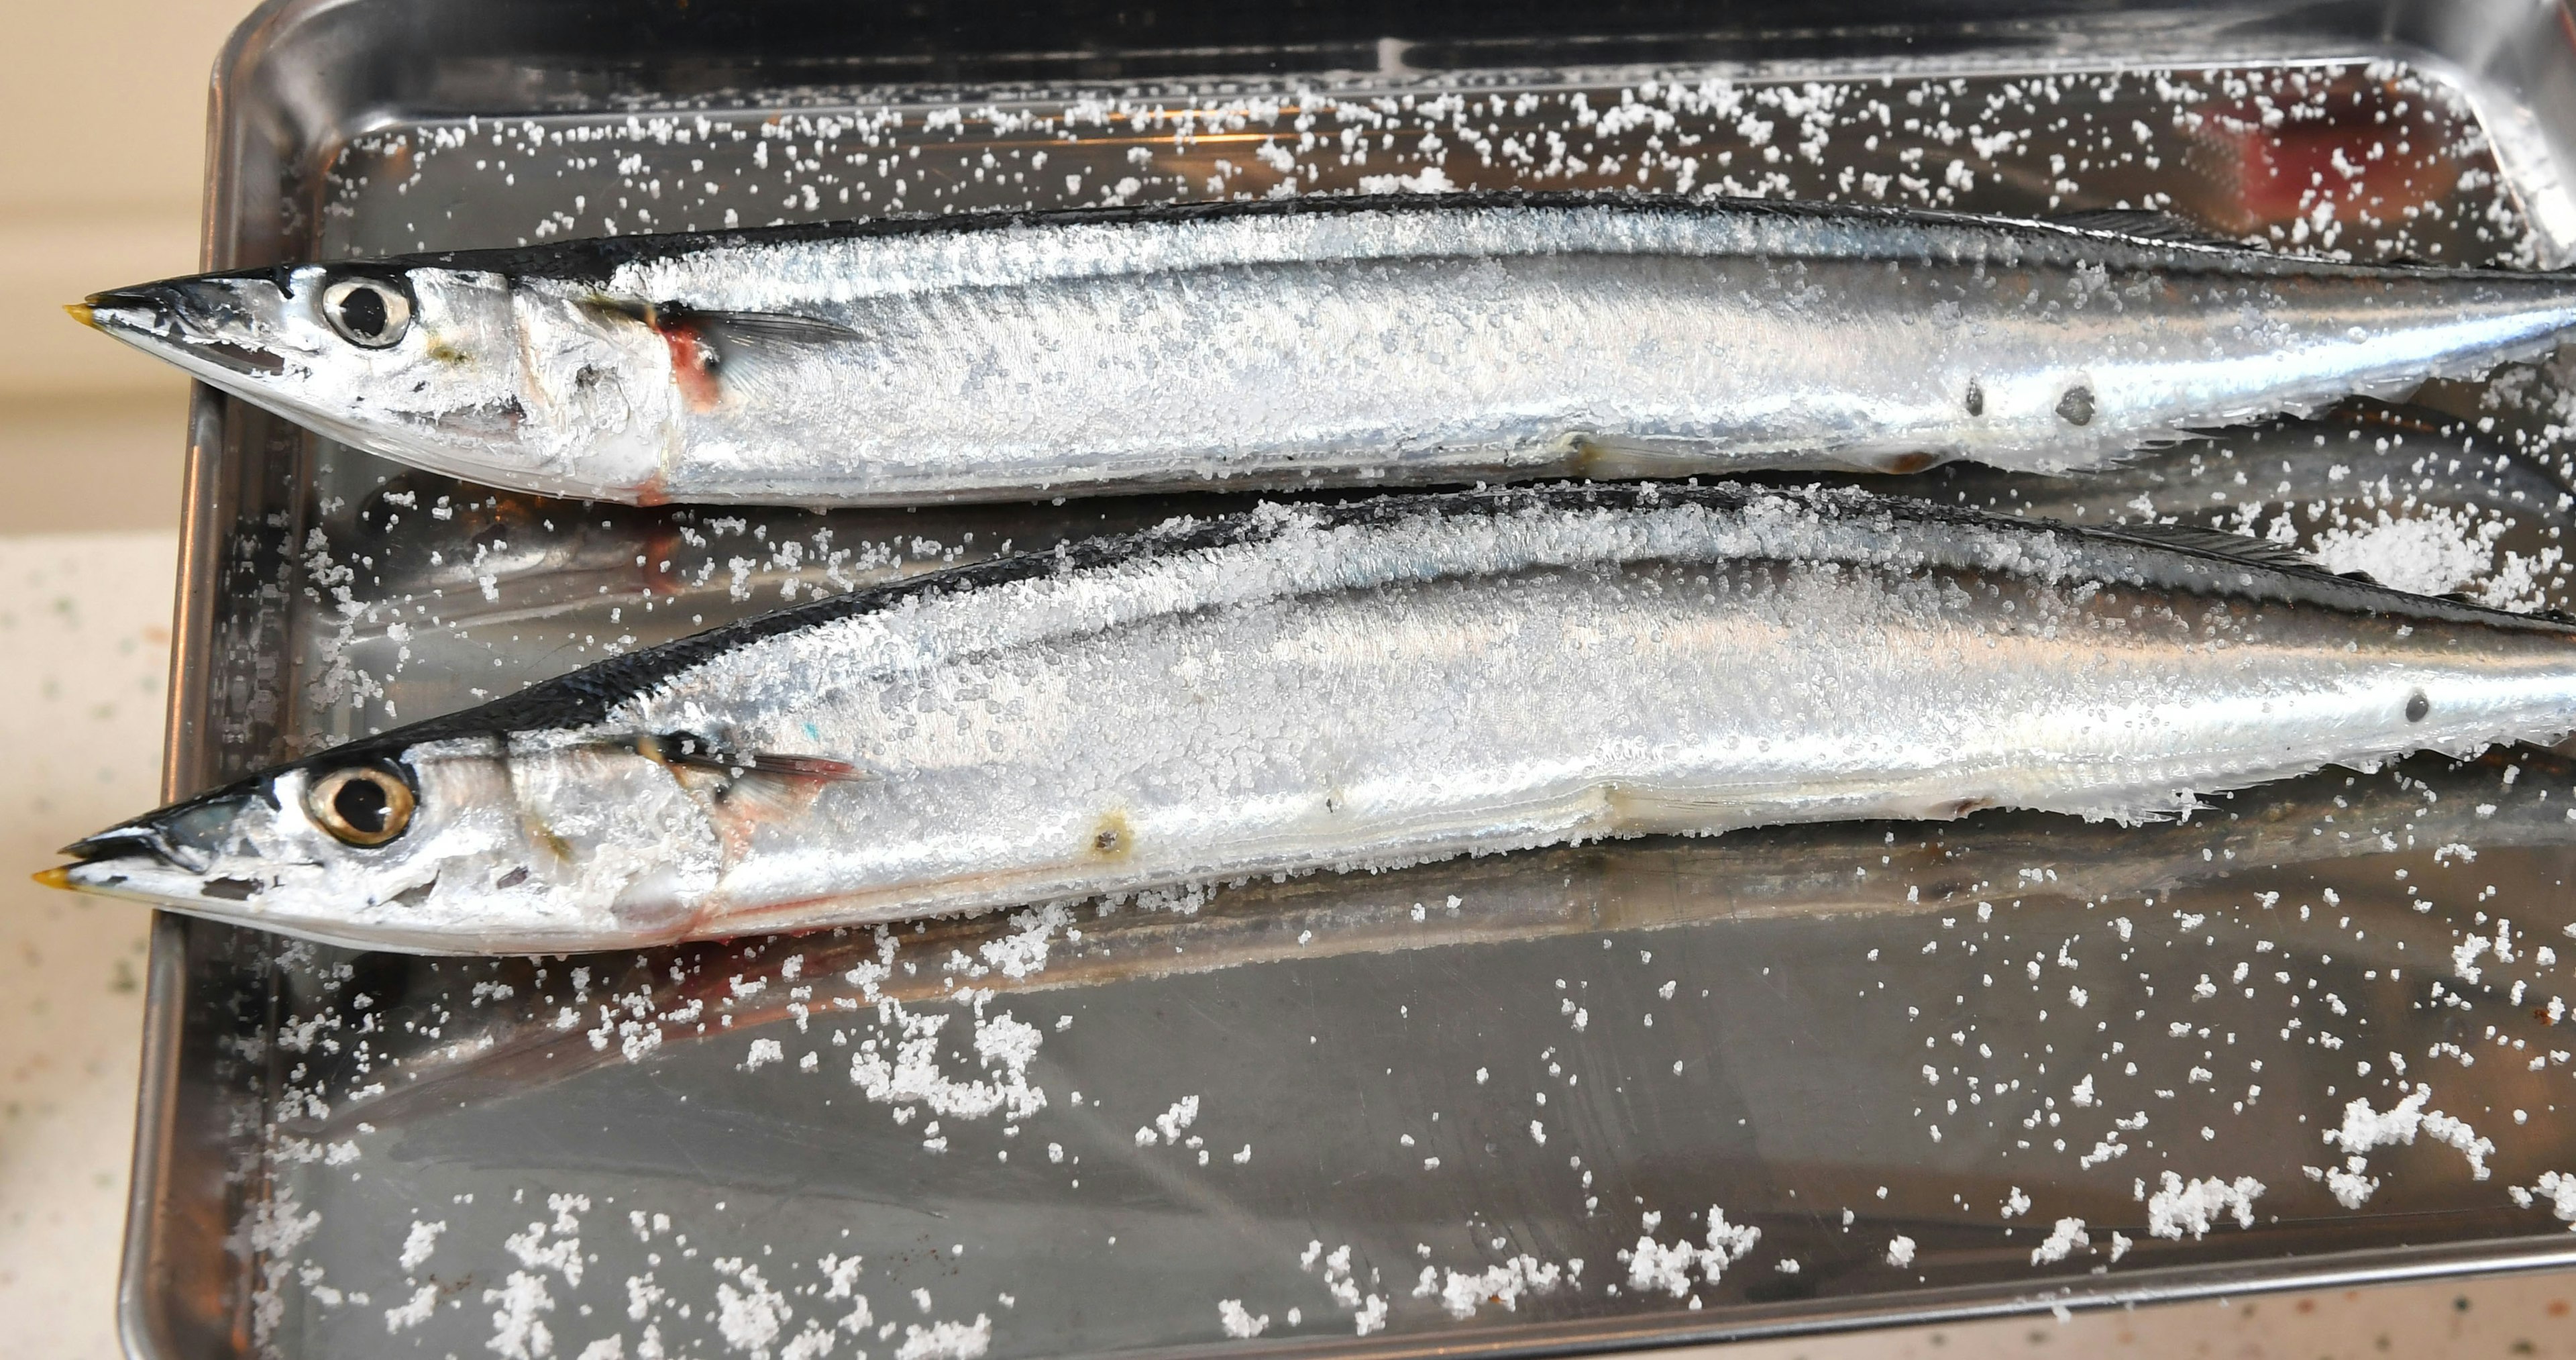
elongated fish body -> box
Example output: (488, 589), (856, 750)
(75, 195), (2576, 505)
(52, 482), (2576, 955)
(302, 749), (2573, 1129)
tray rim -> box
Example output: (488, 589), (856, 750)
(117, 0), (264, 1342)
(115, 1), (2576, 1356)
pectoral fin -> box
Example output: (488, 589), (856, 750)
(599, 300), (860, 411)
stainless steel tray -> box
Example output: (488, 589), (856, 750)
(128, 2), (2576, 1357)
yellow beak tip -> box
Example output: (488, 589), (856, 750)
(62, 302), (96, 329)
(32, 866), (76, 891)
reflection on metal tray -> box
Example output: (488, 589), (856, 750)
(133, 3), (2576, 1358)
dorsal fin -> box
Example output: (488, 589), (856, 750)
(2044, 209), (2240, 248)
(2088, 521), (2322, 573)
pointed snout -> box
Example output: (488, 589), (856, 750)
(42, 780), (282, 912)
(27, 857), (136, 901)
(74, 284), (184, 337)
(49, 823), (196, 898)
(68, 279), (290, 376)
(58, 780), (269, 875)
(40, 840), (168, 904)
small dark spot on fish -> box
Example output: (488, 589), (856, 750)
(495, 866), (530, 889)
(1094, 828), (1120, 851)
(1089, 810), (1134, 857)
(2406, 690), (2430, 723)
(201, 877), (260, 900)
(1963, 380), (1984, 416)
(525, 820), (576, 863)
(2055, 385), (2095, 426)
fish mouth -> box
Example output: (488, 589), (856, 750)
(76, 283), (288, 376)
(44, 847), (193, 906)
(52, 779), (282, 892)
(48, 825), (219, 905)
(59, 814), (220, 874)
(49, 821), (280, 911)
(78, 285), (183, 337)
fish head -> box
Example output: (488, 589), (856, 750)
(47, 733), (723, 954)
(74, 264), (676, 501)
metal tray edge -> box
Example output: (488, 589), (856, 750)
(1095, 1237), (2576, 1360)
(109, 3), (2576, 1356)
(118, 0), (292, 1351)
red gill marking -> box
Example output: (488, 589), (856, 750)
(657, 317), (722, 412)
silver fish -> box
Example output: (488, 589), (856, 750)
(48, 482), (2576, 955)
(297, 747), (2574, 1131)
(72, 195), (2576, 505)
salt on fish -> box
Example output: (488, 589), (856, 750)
(70, 194), (2576, 505)
(45, 481), (2576, 953)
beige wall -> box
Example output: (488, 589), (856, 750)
(0, 1), (256, 533)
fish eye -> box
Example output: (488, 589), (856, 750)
(305, 764), (416, 847)
(320, 276), (413, 348)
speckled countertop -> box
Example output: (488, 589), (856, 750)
(0, 532), (173, 1359)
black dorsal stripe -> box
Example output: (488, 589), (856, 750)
(166, 190), (2536, 295)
